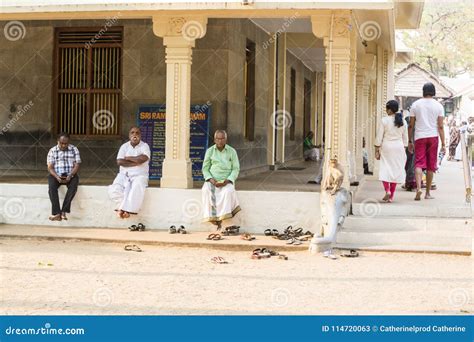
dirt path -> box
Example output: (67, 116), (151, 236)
(0, 239), (472, 315)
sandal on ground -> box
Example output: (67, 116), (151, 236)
(251, 248), (271, 259)
(223, 225), (240, 236)
(49, 214), (62, 221)
(128, 224), (139, 232)
(278, 254), (288, 260)
(298, 235), (313, 241)
(177, 225), (187, 234)
(264, 229), (272, 236)
(124, 244), (142, 252)
(137, 223), (146, 231)
(210, 256), (229, 264)
(240, 233), (255, 241)
(207, 233), (222, 241)
(341, 249), (359, 258)
(286, 238), (302, 245)
(271, 229), (279, 236)
(169, 225), (177, 234)
(293, 227), (303, 236)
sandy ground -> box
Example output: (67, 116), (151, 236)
(0, 238), (473, 315)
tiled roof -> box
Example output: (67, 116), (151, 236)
(395, 63), (454, 98)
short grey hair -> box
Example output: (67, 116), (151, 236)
(214, 129), (227, 139)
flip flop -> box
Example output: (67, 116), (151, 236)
(278, 254), (288, 260)
(341, 249), (359, 258)
(177, 225), (187, 234)
(293, 227), (303, 236)
(264, 229), (272, 236)
(223, 226), (240, 236)
(169, 225), (177, 234)
(128, 224), (139, 231)
(271, 229), (279, 236)
(137, 223), (146, 231)
(286, 238), (302, 245)
(124, 244), (142, 252)
(251, 251), (271, 259)
(240, 233), (255, 241)
(210, 256), (228, 264)
(207, 233), (222, 241)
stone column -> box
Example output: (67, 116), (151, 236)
(348, 29), (357, 182)
(316, 72), (325, 147)
(153, 17), (207, 189)
(372, 46), (389, 178)
(312, 11), (352, 188)
(356, 53), (375, 176)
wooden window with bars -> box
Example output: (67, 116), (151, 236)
(53, 27), (123, 136)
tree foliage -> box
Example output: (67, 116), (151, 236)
(400, 0), (473, 77)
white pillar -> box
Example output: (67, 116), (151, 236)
(153, 17), (207, 189)
(312, 11), (352, 188)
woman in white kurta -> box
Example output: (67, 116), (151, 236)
(375, 100), (409, 202)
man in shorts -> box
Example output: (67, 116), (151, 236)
(408, 82), (446, 200)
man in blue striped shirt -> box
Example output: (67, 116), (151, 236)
(47, 132), (81, 221)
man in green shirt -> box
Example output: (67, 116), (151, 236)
(202, 130), (241, 229)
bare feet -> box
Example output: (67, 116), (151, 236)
(61, 212), (68, 220)
(414, 190), (422, 201)
(49, 214), (62, 221)
(382, 193), (390, 202)
(425, 193), (435, 199)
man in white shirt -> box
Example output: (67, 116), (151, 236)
(408, 83), (446, 201)
(108, 126), (150, 218)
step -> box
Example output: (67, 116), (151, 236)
(352, 202), (472, 218)
(334, 243), (471, 255)
(342, 216), (473, 233)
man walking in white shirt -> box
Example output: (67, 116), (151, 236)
(408, 83), (446, 201)
(108, 126), (150, 218)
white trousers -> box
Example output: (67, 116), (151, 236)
(202, 182), (240, 222)
(108, 173), (148, 213)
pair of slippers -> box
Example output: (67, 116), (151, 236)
(251, 248), (287, 260)
(169, 225), (187, 234)
(124, 244), (142, 252)
(207, 233), (222, 241)
(222, 225), (240, 236)
(210, 256), (229, 264)
(128, 223), (145, 232)
(240, 233), (256, 241)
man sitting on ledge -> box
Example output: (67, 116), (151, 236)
(108, 126), (150, 219)
(202, 130), (241, 230)
(47, 132), (81, 221)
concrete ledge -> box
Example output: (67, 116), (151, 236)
(0, 225), (309, 252)
(0, 184), (321, 233)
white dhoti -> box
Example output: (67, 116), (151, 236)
(108, 172), (148, 214)
(304, 148), (320, 161)
(378, 140), (406, 184)
(202, 182), (241, 222)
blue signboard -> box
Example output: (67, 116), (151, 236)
(137, 104), (211, 180)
